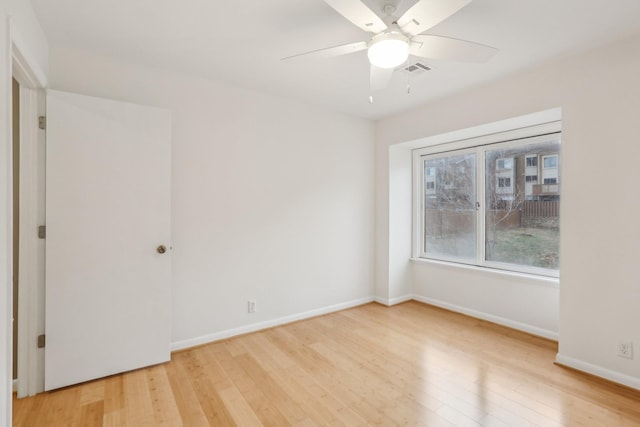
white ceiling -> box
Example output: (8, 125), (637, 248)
(30, 0), (640, 120)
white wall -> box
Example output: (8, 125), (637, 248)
(48, 45), (376, 349)
(376, 31), (640, 388)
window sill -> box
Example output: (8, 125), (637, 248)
(409, 257), (560, 289)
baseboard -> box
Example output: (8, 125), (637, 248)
(12, 379), (17, 392)
(555, 354), (640, 391)
(412, 294), (559, 341)
(171, 296), (375, 351)
(171, 293), (559, 351)
(373, 294), (413, 306)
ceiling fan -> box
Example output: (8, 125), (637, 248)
(283, 0), (497, 93)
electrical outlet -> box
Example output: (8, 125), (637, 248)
(248, 300), (256, 313)
(617, 340), (633, 359)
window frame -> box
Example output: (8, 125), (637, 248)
(413, 123), (561, 278)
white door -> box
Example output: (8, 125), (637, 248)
(44, 90), (172, 391)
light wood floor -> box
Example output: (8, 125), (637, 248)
(12, 301), (640, 426)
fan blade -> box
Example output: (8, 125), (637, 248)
(370, 65), (395, 92)
(281, 41), (368, 61)
(398, 0), (471, 36)
(410, 35), (497, 62)
(323, 0), (387, 33)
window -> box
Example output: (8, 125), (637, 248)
(422, 152), (477, 261)
(543, 155), (558, 168)
(416, 132), (561, 277)
(496, 158), (513, 170)
(498, 177), (511, 187)
(541, 155), (559, 186)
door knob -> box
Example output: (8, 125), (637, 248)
(157, 245), (167, 254)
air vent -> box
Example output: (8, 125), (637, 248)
(402, 62), (432, 75)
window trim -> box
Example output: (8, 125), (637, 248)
(412, 122), (561, 278)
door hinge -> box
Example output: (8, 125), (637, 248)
(38, 225), (46, 239)
(38, 116), (46, 130)
(37, 334), (46, 348)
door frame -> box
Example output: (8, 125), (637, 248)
(12, 41), (46, 398)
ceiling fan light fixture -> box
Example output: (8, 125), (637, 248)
(367, 32), (410, 69)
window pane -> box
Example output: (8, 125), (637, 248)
(543, 155), (557, 168)
(485, 141), (560, 270)
(497, 158), (513, 170)
(423, 153), (476, 260)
